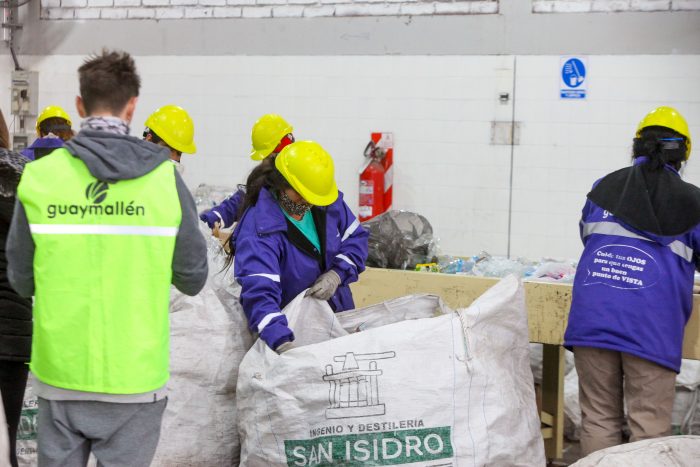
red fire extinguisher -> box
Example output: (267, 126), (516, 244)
(358, 140), (386, 222)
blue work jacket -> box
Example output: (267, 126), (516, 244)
(200, 189), (245, 228)
(232, 187), (368, 348)
(20, 137), (65, 161)
(565, 169), (700, 372)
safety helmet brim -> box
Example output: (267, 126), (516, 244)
(275, 141), (338, 207)
(144, 105), (197, 154)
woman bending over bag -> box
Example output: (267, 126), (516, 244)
(231, 141), (368, 352)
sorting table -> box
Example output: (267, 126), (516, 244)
(350, 267), (700, 461)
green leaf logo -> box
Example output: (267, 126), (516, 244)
(85, 181), (109, 204)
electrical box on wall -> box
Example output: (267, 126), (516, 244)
(11, 133), (30, 151)
(2, 8), (12, 43)
(11, 70), (39, 117)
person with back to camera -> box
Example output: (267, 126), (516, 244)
(21, 106), (74, 160)
(564, 106), (700, 455)
(0, 108), (32, 467)
(143, 104), (197, 172)
(231, 140), (368, 353)
(6, 49), (208, 466)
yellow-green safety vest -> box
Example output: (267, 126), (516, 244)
(18, 148), (181, 394)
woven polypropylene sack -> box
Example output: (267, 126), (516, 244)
(237, 275), (544, 466)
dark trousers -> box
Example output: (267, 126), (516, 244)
(0, 360), (29, 467)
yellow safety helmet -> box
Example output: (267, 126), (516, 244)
(144, 105), (197, 154)
(275, 141), (338, 207)
(637, 106), (692, 160)
(36, 105), (72, 136)
(250, 114), (293, 161)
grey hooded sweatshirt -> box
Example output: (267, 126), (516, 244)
(6, 130), (209, 403)
(7, 130), (208, 298)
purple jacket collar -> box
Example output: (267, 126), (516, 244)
(252, 188), (291, 235)
(20, 137), (65, 160)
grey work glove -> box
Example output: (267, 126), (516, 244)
(276, 341), (295, 354)
(305, 269), (341, 301)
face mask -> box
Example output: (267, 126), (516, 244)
(279, 190), (311, 216)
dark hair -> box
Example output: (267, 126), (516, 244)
(223, 156), (289, 269)
(78, 49), (140, 114)
(237, 156), (289, 219)
(632, 126), (687, 171)
(39, 117), (74, 141)
(143, 128), (164, 145)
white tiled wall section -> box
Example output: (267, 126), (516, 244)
(512, 55), (700, 259)
(40, 0), (498, 19)
(2, 55), (699, 261)
(533, 0), (700, 13)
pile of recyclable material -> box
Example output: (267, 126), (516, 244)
(362, 210), (577, 282)
(151, 227), (252, 466)
(571, 436), (700, 466)
(363, 210), (438, 270)
(471, 252), (537, 278)
(193, 183), (237, 211)
(418, 252), (577, 283)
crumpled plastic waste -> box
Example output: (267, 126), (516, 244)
(193, 183), (237, 212)
(471, 252), (537, 278)
(529, 261), (577, 282)
(362, 210), (438, 270)
(426, 252), (576, 283)
(437, 255), (475, 274)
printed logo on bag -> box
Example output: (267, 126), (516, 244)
(324, 351), (394, 420)
(46, 181), (146, 219)
(285, 426), (453, 467)
(283, 351), (454, 466)
(17, 397), (38, 441)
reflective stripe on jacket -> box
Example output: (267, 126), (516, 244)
(209, 189), (244, 228)
(564, 192), (700, 372)
(233, 187), (368, 345)
(18, 148), (182, 393)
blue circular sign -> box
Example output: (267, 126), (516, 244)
(562, 58), (586, 88)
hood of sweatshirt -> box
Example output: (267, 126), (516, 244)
(64, 129), (171, 183)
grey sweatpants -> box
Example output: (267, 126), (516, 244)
(38, 397), (167, 467)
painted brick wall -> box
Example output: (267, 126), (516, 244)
(533, 0), (700, 13)
(40, 0), (498, 19)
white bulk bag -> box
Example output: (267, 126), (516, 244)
(237, 275), (544, 466)
(570, 436), (700, 466)
(152, 236), (253, 466)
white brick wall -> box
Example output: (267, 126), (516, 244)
(2, 54), (698, 260)
(511, 55), (700, 259)
(533, 0), (700, 12)
(39, 0), (497, 19)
